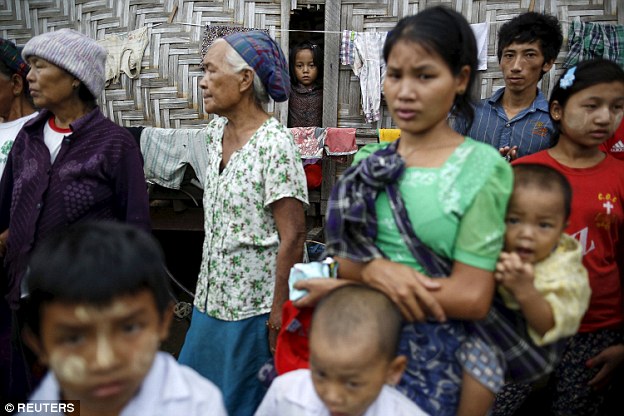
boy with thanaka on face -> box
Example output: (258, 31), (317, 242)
(19, 222), (227, 416)
(255, 285), (429, 416)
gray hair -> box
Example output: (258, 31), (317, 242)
(211, 39), (269, 105)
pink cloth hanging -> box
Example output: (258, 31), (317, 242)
(324, 128), (357, 156)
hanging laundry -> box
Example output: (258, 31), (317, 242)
(201, 26), (270, 58)
(290, 127), (325, 159)
(352, 32), (387, 123)
(340, 30), (357, 66)
(97, 26), (149, 85)
(471, 23), (489, 71)
(303, 162), (322, 190)
(141, 127), (209, 190)
(378, 129), (401, 143)
(324, 128), (357, 156)
(563, 19), (624, 68)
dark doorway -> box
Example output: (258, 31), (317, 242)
(289, 4), (324, 48)
(288, 4), (325, 129)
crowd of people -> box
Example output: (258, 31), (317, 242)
(0, 5), (622, 416)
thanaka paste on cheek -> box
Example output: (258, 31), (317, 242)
(563, 106), (588, 133)
(613, 112), (623, 131)
(129, 333), (159, 376)
(49, 351), (87, 385)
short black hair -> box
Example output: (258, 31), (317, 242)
(0, 60), (33, 106)
(23, 221), (172, 336)
(513, 163), (572, 221)
(0, 58), (14, 78)
(289, 40), (324, 87)
(384, 6), (478, 130)
(311, 285), (402, 361)
(550, 58), (624, 113)
(549, 59), (624, 145)
(497, 12), (563, 76)
(77, 83), (97, 105)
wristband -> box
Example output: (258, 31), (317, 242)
(266, 320), (281, 332)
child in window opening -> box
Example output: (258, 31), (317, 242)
(288, 41), (323, 128)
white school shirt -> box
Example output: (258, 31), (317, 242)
(255, 369), (430, 416)
(0, 112), (38, 175)
(23, 352), (228, 416)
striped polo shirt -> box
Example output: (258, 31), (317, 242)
(452, 88), (555, 158)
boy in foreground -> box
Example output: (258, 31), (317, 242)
(20, 222), (227, 416)
(255, 285), (429, 416)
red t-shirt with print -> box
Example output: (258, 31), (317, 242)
(514, 151), (624, 332)
(600, 119), (624, 160)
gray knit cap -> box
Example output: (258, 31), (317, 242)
(22, 29), (106, 97)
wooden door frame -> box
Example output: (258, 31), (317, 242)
(323, 0), (340, 127)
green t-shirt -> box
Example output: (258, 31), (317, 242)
(354, 137), (512, 274)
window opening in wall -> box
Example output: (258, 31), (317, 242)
(288, 4), (325, 128)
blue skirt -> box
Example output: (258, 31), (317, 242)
(178, 308), (271, 416)
(397, 320), (465, 416)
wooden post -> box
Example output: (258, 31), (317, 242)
(323, 0), (340, 128)
(277, 0), (291, 126)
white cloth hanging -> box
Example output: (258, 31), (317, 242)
(98, 26), (149, 85)
(352, 32), (387, 123)
(471, 23), (489, 71)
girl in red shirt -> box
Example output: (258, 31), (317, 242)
(510, 59), (624, 415)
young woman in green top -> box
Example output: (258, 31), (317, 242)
(305, 7), (513, 415)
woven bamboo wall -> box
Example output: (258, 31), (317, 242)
(0, 0), (621, 129)
(336, 0), (623, 128)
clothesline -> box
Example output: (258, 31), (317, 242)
(152, 19), (579, 31)
(153, 21), (343, 33)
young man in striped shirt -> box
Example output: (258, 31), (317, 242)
(452, 12), (563, 160)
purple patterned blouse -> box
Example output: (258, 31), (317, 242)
(0, 108), (150, 309)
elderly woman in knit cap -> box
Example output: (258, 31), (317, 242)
(0, 29), (150, 314)
(141, 31), (308, 415)
(0, 29), (150, 400)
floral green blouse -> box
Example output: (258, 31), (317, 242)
(355, 137), (513, 273)
(195, 117), (308, 320)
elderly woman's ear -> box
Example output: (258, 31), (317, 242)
(239, 68), (255, 93)
(11, 73), (25, 96)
